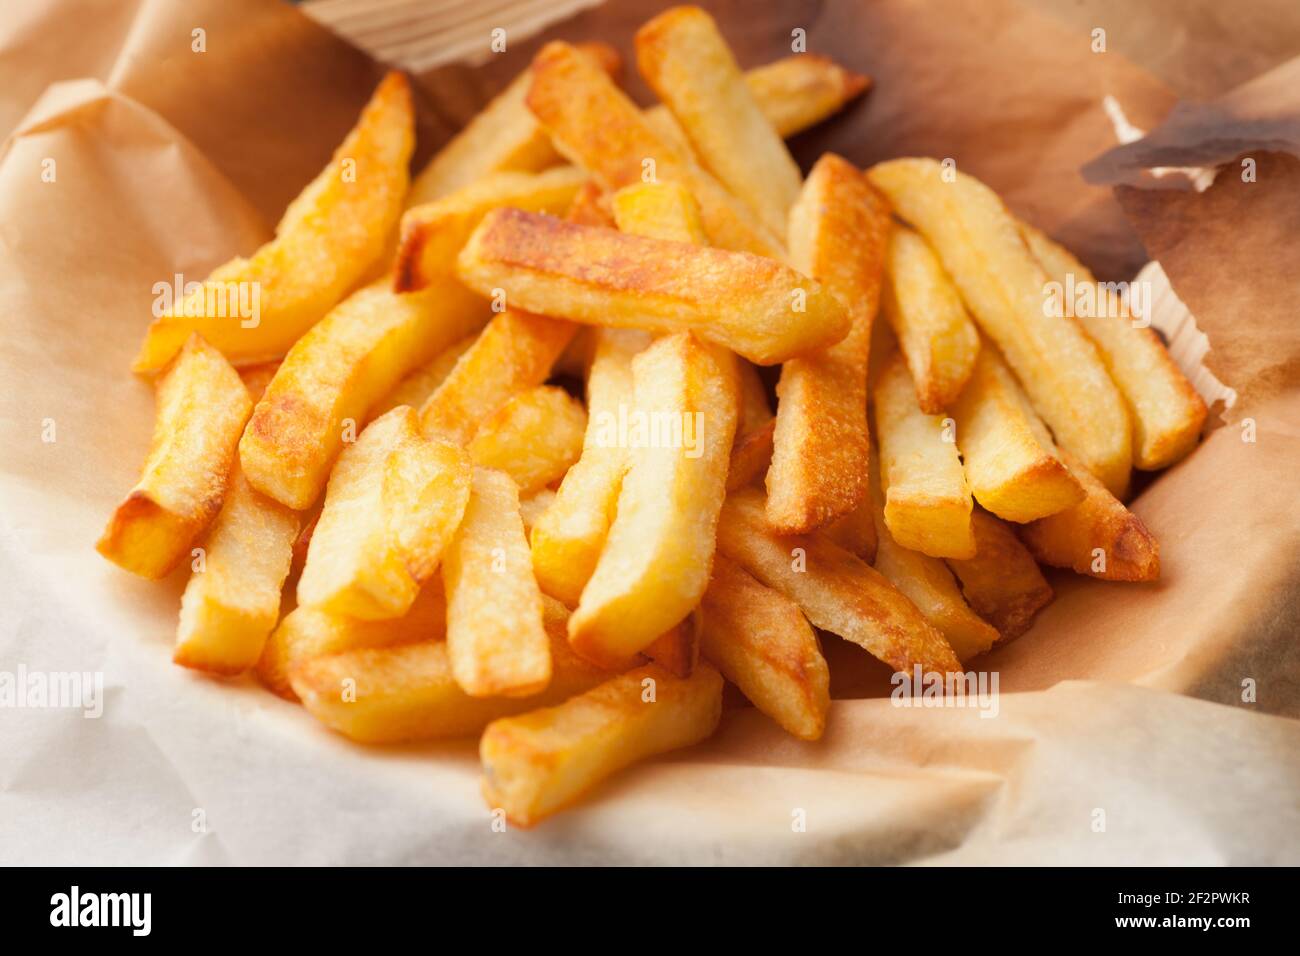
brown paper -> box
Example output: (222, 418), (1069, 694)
(1, 0), (1297, 865)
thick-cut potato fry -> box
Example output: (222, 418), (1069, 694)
(1019, 451), (1160, 581)
(610, 181), (707, 245)
(726, 418), (775, 492)
(867, 158), (1132, 497)
(98, 335), (252, 578)
(525, 41), (783, 257)
(636, 7), (803, 239)
(367, 334), (475, 422)
(134, 73), (413, 372)
(768, 154), (888, 532)
(407, 43), (620, 206)
(291, 597), (610, 743)
(297, 407), (471, 619)
(257, 581), (445, 701)
(467, 385), (587, 493)
(569, 332), (739, 667)
(717, 488), (961, 675)
(945, 510), (1053, 641)
(950, 346), (1085, 522)
(480, 661), (723, 827)
(741, 55), (871, 138)
(239, 281), (486, 510)
(699, 555), (828, 740)
(530, 329), (650, 606)
(457, 209), (849, 365)
(443, 467), (550, 697)
(395, 166), (587, 292)
(1020, 221), (1207, 470)
(173, 469), (299, 675)
(880, 225), (981, 413)
(873, 354), (976, 558)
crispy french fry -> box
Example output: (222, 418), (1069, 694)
(257, 580), (445, 701)
(457, 209), (849, 365)
(636, 6), (803, 239)
(519, 488), (557, 534)
(291, 596), (610, 743)
(699, 555), (829, 740)
(945, 510), (1053, 641)
(867, 158), (1133, 496)
(443, 467), (550, 697)
(1019, 451), (1160, 581)
(1020, 221), (1207, 470)
(480, 661), (723, 827)
(610, 181), (708, 245)
(873, 353), (976, 558)
(569, 332), (739, 667)
(768, 154), (887, 532)
(880, 225), (981, 413)
(467, 385), (587, 494)
(172, 469), (299, 675)
(395, 166), (587, 292)
(239, 281), (487, 510)
(741, 54), (871, 138)
(525, 41), (782, 256)
(98, 335), (252, 578)
(726, 418), (775, 492)
(297, 407), (471, 619)
(134, 73), (414, 372)
(407, 43), (620, 206)
(367, 334), (476, 422)
(950, 345), (1085, 522)
(716, 487), (961, 674)
(529, 329), (650, 606)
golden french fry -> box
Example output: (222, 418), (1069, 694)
(518, 488), (557, 534)
(768, 154), (888, 532)
(867, 158), (1133, 497)
(525, 41), (782, 256)
(1019, 451), (1160, 581)
(569, 332), (739, 667)
(257, 580), (445, 701)
(134, 73), (414, 372)
(291, 597), (610, 743)
(740, 54), (871, 138)
(98, 335), (252, 578)
(467, 385), (587, 494)
(635, 6), (803, 239)
(945, 510), (1053, 641)
(699, 555), (829, 740)
(880, 225), (980, 413)
(480, 661), (723, 827)
(457, 209), (849, 365)
(726, 417), (775, 493)
(610, 181), (708, 245)
(239, 281), (486, 511)
(395, 166), (587, 292)
(443, 467), (550, 697)
(950, 344), (1084, 522)
(716, 487), (961, 675)
(873, 353), (976, 558)
(367, 334), (476, 422)
(297, 407), (471, 619)
(1020, 221), (1207, 470)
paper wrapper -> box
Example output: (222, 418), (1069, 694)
(1, 0), (1298, 865)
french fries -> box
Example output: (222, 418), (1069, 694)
(717, 488), (962, 675)
(767, 154), (888, 532)
(698, 555), (829, 740)
(868, 158), (1133, 497)
(1020, 222), (1207, 470)
(949, 346), (1085, 523)
(636, 6), (803, 240)
(740, 54), (871, 138)
(873, 353), (976, 558)
(610, 181), (708, 245)
(466, 385), (587, 494)
(98, 335), (252, 578)
(480, 662), (724, 827)
(945, 510), (1053, 641)
(442, 468), (551, 697)
(297, 407), (471, 619)
(134, 73), (413, 372)
(239, 281), (487, 511)
(568, 332), (739, 667)
(880, 225), (980, 413)
(367, 334), (476, 421)
(456, 208), (850, 365)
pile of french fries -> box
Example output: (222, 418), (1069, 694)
(97, 6), (1208, 826)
